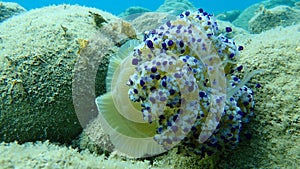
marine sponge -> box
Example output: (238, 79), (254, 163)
(95, 8), (258, 158)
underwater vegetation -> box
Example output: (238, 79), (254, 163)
(95, 8), (259, 158)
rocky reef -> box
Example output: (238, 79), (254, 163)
(232, 0), (299, 30)
(156, 0), (196, 16)
(1, 1), (299, 169)
(249, 5), (300, 33)
(0, 4), (136, 143)
(0, 1), (26, 22)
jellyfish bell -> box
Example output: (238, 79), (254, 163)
(95, 40), (166, 158)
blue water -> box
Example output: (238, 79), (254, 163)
(6, 0), (262, 15)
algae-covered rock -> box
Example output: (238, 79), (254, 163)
(232, 0), (298, 30)
(0, 5), (135, 144)
(0, 1), (26, 22)
(156, 0), (196, 16)
(131, 12), (176, 34)
(131, 11), (248, 39)
(216, 24), (300, 168)
(119, 6), (151, 21)
(296, 1), (300, 8)
(74, 115), (114, 155)
(0, 141), (156, 169)
(216, 10), (241, 22)
(249, 5), (300, 34)
(216, 20), (249, 38)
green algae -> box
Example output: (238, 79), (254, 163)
(89, 11), (108, 28)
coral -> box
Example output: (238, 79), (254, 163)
(0, 5), (135, 143)
(94, 9), (257, 158)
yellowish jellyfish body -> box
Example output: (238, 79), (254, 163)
(96, 41), (165, 158)
(94, 8), (255, 158)
(96, 38), (201, 157)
